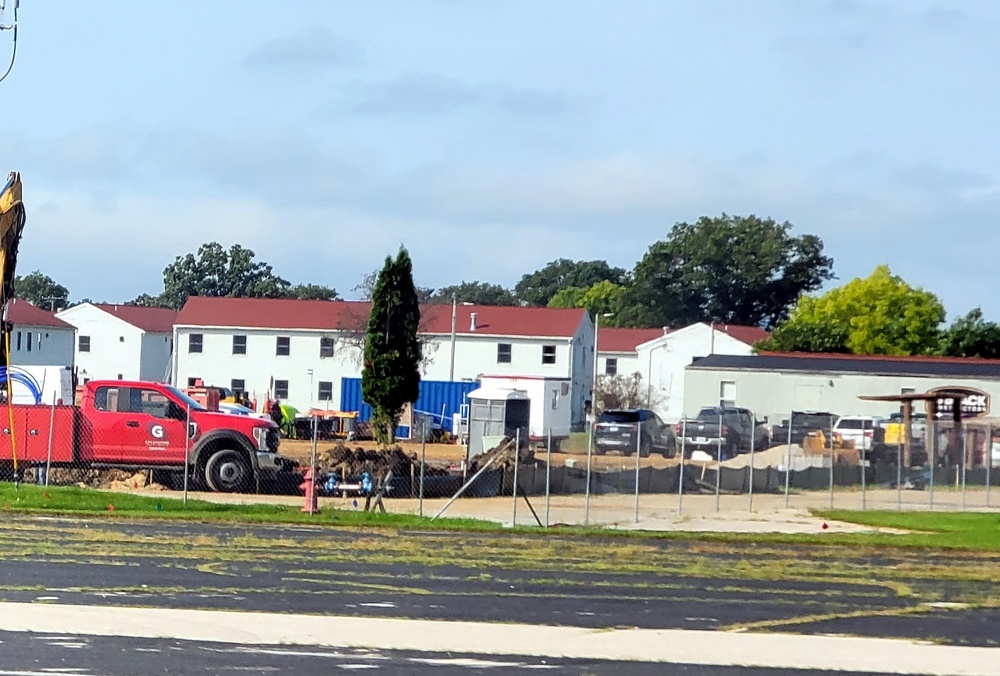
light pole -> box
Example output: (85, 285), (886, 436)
(584, 312), (613, 526)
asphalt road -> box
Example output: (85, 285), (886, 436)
(0, 516), (997, 649)
(0, 631), (909, 676)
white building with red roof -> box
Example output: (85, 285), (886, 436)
(6, 298), (76, 368)
(636, 322), (770, 421)
(56, 303), (178, 383)
(171, 297), (596, 426)
(597, 327), (670, 378)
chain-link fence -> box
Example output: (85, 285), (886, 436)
(5, 386), (999, 524)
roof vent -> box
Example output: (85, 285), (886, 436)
(662, 326), (669, 336)
(470, 312), (478, 332)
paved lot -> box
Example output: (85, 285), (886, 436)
(0, 631), (912, 676)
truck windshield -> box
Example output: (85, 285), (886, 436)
(166, 387), (207, 412)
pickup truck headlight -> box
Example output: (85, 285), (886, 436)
(252, 426), (270, 451)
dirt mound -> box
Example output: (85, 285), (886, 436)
(317, 443), (449, 479)
(468, 437), (534, 472)
(23, 467), (166, 492)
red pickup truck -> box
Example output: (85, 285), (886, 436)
(0, 380), (296, 492)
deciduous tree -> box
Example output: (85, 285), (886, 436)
(362, 247), (422, 445)
(759, 265), (945, 355)
(14, 271), (69, 310)
(936, 308), (1000, 359)
(515, 259), (626, 307)
(547, 280), (624, 320)
(618, 214), (834, 329)
(429, 281), (517, 306)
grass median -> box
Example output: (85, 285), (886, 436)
(0, 482), (495, 531)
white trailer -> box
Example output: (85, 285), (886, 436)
(0, 365), (73, 406)
(478, 376), (572, 447)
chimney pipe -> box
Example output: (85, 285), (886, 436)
(469, 312), (478, 332)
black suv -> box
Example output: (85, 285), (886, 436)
(594, 409), (677, 457)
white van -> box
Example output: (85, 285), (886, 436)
(833, 416), (884, 452)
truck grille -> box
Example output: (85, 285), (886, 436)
(266, 428), (280, 452)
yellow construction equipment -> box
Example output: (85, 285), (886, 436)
(0, 172), (25, 365)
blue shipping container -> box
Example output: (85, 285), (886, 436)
(339, 378), (479, 434)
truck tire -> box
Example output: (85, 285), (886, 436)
(639, 438), (651, 458)
(204, 449), (252, 493)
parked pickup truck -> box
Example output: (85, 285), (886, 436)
(769, 411), (838, 446)
(675, 407), (770, 459)
(0, 380), (297, 492)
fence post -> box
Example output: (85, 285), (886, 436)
(748, 414), (755, 513)
(784, 411), (793, 508)
(928, 419), (935, 511)
(715, 412), (722, 513)
(677, 419), (686, 515)
(419, 419), (427, 518)
(309, 416), (319, 515)
(183, 404), (191, 505)
(987, 424), (993, 509)
(896, 439), (902, 512)
(633, 421), (641, 524)
(961, 422), (968, 511)
(544, 428), (552, 528)
(828, 414), (834, 510)
(860, 425), (867, 511)
(44, 391), (56, 488)
(511, 428), (520, 527)
(584, 417), (594, 526)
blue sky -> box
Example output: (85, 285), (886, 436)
(2, 1), (998, 318)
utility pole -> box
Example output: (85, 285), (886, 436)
(448, 294), (457, 381)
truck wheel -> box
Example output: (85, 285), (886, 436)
(639, 438), (651, 458)
(204, 449), (251, 493)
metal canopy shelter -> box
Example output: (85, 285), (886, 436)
(859, 387), (989, 466)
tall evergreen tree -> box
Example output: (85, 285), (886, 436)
(362, 247), (422, 445)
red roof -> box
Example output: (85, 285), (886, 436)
(176, 297), (587, 338)
(599, 327), (668, 353)
(6, 298), (73, 329)
(716, 324), (770, 345)
(93, 304), (178, 333)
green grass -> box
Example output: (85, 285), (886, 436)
(813, 509), (1000, 550)
(0, 483), (494, 531)
(558, 432), (591, 454)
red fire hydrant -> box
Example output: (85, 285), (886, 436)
(300, 467), (320, 514)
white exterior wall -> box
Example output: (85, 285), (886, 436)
(478, 376), (573, 439)
(9, 324), (75, 368)
(56, 304), (144, 381)
(637, 324), (755, 423)
(684, 367), (1000, 422)
(173, 314), (597, 427)
(173, 327), (361, 412)
(139, 332), (173, 382)
(598, 351), (640, 378)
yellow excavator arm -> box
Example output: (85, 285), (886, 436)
(0, 172), (25, 364)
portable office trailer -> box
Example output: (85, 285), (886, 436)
(466, 386), (530, 460)
(479, 376), (572, 446)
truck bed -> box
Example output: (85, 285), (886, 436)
(0, 405), (77, 463)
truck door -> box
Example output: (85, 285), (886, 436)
(118, 387), (188, 465)
(88, 385), (129, 461)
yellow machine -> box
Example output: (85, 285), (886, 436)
(0, 172), (24, 366)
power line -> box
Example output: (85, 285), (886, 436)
(0, 0), (20, 86)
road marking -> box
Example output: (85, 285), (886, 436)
(0, 602), (995, 675)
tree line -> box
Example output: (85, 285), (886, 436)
(14, 213), (999, 359)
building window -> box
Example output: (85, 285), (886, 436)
(720, 380), (737, 408)
(320, 337), (335, 358)
(274, 380), (289, 399)
(542, 344), (556, 365)
(119, 336), (125, 342)
(187, 377), (200, 387)
(189, 334), (203, 354)
(497, 343), (512, 364)
(15, 331), (21, 351)
(232, 335), (247, 355)
(78, 335), (90, 352)
(276, 336), (290, 356)
(318, 381), (333, 401)
(231, 379), (246, 395)
(26, 332), (31, 352)
(605, 358), (618, 376)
